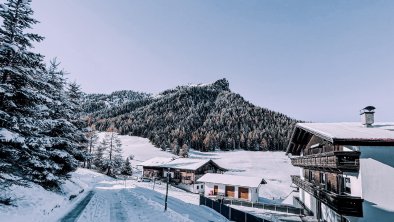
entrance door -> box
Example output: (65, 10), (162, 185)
(225, 186), (235, 197)
(238, 187), (249, 200)
(214, 185), (218, 195)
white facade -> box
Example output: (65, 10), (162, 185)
(298, 145), (394, 222)
(176, 183), (205, 194)
(203, 182), (259, 202)
(344, 146), (394, 222)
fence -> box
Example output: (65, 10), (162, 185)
(200, 195), (273, 222)
(222, 199), (309, 215)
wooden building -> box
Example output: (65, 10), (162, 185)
(161, 158), (227, 193)
(138, 157), (226, 193)
(197, 173), (266, 202)
(138, 157), (174, 178)
(287, 107), (394, 222)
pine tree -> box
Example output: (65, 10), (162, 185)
(94, 130), (123, 176)
(93, 139), (107, 171)
(0, 0), (86, 192)
(179, 144), (189, 157)
(85, 125), (98, 169)
(121, 157), (132, 176)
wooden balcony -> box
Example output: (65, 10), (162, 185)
(291, 175), (363, 217)
(291, 151), (360, 172)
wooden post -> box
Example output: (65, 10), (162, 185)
(164, 168), (170, 211)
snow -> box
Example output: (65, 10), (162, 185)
(297, 122), (394, 142)
(0, 168), (109, 222)
(0, 128), (25, 143)
(160, 158), (218, 170)
(0, 134), (299, 221)
(118, 135), (298, 199)
(138, 157), (174, 167)
(112, 134), (176, 164)
(197, 173), (265, 188)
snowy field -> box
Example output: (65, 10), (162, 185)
(0, 134), (299, 222)
(117, 134), (299, 200)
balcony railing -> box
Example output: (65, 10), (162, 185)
(291, 151), (360, 171)
(291, 175), (363, 217)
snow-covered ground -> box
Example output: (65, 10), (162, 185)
(0, 134), (299, 222)
(0, 168), (110, 222)
(116, 134), (298, 200)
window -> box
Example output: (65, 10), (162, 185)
(320, 172), (327, 189)
(201, 185), (203, 189)
(197, 185), (199, 189)
(344, 177), (351, 194)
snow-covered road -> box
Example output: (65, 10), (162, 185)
(61, 178), (227, 222)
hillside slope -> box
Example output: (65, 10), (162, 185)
(88, 79), (297, 153)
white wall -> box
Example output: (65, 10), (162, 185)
(344, 146), (394, 222)
(203, 182), (259, 202)
(176, 183), (204, 194)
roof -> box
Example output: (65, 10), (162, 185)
(287, 122), (394, 155)
(161, 158), (226, 171)
(138, 157), (226, 171)
(137, 157), (174, 167)
(197, 173), (266, 188)
(297, 122), (394, 144)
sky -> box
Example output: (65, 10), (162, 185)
(26, 0), (394, 122)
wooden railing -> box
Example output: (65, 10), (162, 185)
(291, 175), (363, 217)
(291, 151), (360, 171)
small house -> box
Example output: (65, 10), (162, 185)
(161, 158), (227, 193)
(197, 173), (267, 202)
(138, 157), (174, 178)
(137, 157), (227, 193)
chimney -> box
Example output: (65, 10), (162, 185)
(360, 106), (375, 127)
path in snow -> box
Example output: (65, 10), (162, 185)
(60, 191), (95, 222)
(63, 179), (227, 222)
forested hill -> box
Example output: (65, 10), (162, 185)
(86, 79), (298, 153)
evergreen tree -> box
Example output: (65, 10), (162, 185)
(121, 157), (132, 176)
(0, 0), (86, 193)
(94, 130), (123, 176)
(179, 144), (189, 157)
(85, 125), (98, 169)
(93, 139), (107, 171)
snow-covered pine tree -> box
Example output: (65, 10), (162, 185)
(0, 0), (86, 192)
(94, 130), (123, 176)
(93, 139), (107, 171)
(121, 157), (132, 176)
(68, 81), (83, 113)
(85, 124), (98, 169)
(104, 129), (123, 176)
(179, 144), (189, 157)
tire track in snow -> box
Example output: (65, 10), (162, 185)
(109, 192), (127, 222)
(60, 190), (95, 222)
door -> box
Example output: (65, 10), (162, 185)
(238, 187), (249, 200)
(225, 186), (235, 197)
(214, 185), (218, 195)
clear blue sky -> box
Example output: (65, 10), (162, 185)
(29, 0), (394, 122)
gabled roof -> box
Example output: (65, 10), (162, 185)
(297, 122), (394, 144)
(137, 157), (174, 167)
(197, 173), (266, 188)
(160, 158), (226, 171)
(137, 157), (226, 171)
(287, 122), (394, 155)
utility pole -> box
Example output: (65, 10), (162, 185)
(164, 167), (170, 211)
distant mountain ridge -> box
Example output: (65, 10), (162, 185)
(83, 79), (298, 153)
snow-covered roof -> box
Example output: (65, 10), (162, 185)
(137, 157), (174, 167)
(297, 122), (394, 144)
(197, 173), (266, 188)
(161, 158), (224, 171)
(138, 157), (226, 171)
